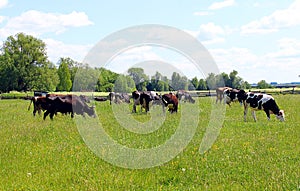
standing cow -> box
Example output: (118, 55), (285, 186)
(223, 89), (246, 106)
(43, 95), (96, 120)
(243, 92), (285, 122)
(216, 87), (232, 104)
(162, 93), (179, 113)
(131, 91), (160, 113)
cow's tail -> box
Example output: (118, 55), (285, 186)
(28, 97), (33, 111)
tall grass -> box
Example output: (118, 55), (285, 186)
(0, 95), (299, 190)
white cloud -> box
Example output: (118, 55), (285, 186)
(0, 0), (8, 9)
(44, 38), (93, 64)
(209, 41), (300, 83)
(208, 0), (235, 10)
(241, 1), (300, 35)
(0, 15), (5, 23)
(193, 11), (213, 16)
(0, 10), (93, 39)
(186, 22), (233, 45)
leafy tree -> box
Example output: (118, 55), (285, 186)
(0, 33), (56, 92)
(190, 77), (199, 90)
(127, 67), (148, 90)
(206, 73), (217, 90)
(57, 61), (72, 91)
(197, 79), (207, 90)
(72, 64), (99, 91)
(257, 80), (271, 89)
(96, 67), (119, 92)
(113, 74), (135, 92)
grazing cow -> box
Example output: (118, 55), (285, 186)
(216, 87), (232, 104)
(223, 89), (246, 106)
(131, 90), (160, 113)
(243, 92), (285, 122)
(161, 93), (179, 113)
(176, 90), (195, 103)
(43, 95), (96, 120)
(109, 92), (130, 104)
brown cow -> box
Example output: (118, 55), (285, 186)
(215, 87), (232, 104)
(161, 93), (179, 113)
(43, 95), (96, 120)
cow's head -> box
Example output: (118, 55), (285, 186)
(276, 110), (285, 122)
(84, 105), (96, 118)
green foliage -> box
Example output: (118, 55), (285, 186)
(96, 67), (119, 92)
(127, 67), (149, 91)
(0, 33), (50, 91)
(257, 80), (272, 89)
(57, 61), (72, 91)
(113, 74), (135, 92)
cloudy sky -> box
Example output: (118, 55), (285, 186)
(0, 0), (299, 83)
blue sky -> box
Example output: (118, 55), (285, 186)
(0, 0), (299, 83)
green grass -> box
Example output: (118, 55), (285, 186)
(0, 95), (299, 190)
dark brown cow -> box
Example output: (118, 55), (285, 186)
(28, 96), (50, 116)
(43, 95), (96, 120)
(161, 93), (179, 113)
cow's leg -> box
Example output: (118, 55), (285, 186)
(43, 110), (50, 120)
(251, 110), (257, 122)
(264, 109), (271, 120)
(49, 112), (55, 120)
(132, 104), (137, 113)
(243, 102), (248, 122)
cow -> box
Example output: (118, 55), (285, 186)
(109, 92), (130, 104)
(131, 90), (160, 113)
(28, 93), (91, 116)
(216, 87), (232, 104)
(28, 96), (51, 116)
(223, 89), (246, 106)
(43, 95), (96, 120)
(161, 93), (179, 113)
(243, 92), (285, 122)
(176, 90), (195, 103)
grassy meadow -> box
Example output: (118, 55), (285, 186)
(0, 94), (299, 190)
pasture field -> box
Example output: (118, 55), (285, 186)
(0, 94), (299, 190)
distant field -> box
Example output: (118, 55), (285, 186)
(0, 94), (299, 190)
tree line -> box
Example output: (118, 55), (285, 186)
(0, 33), (270, 93)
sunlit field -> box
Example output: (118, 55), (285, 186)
(0, 94), (299, 190)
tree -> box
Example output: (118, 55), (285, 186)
(257, 80), (271, 89)
(0, 33), (57, 92)
(190, 77), (199, 90)
(127, 68), (148, 90)
(57, 61), (72, 91)
(197, 79), (207, 90)
(206, 73), (217, 90)
(96, 67), (119, 92)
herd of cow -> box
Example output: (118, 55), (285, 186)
(27, 87), (285, 122)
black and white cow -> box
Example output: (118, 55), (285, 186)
(243, 92), (285, 122)
(131, 91), (160, 113)
(223, 89), (246, 106)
